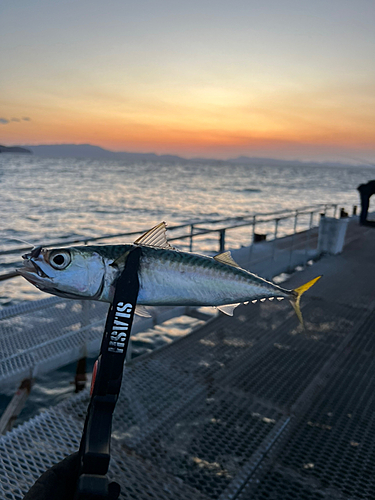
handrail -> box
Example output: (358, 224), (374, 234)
(0, 203), (339, 282)
(1, 204), (335, 255)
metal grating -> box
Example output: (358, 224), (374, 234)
(1, 288), (372, 499)
(215, 299), (365, 411)
(0, 408), (82, 500)
(0, 298), (108, 387)
(239, 467), (327, 500)
(256, 310), (375, 500)
(0, 296), (62, 320)
(0, 297), (190, 388)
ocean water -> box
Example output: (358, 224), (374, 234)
(1, 154), (374, 424)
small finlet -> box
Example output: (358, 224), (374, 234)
(213, 251), (241, 268)
(244, 301), (249, 305)
(217, 303), (241, 316)
(260, 298), (266, 302)
(135, 305), (152, 318)
(251, 299), (257, 304)
(269, 297), (274, 301)
(134, 222), (175, 250)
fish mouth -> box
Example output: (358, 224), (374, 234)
(18, 260), (50, 280)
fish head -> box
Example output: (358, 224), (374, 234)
(19, 245), (106, 299)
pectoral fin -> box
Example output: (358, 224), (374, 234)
(135, 305), (152, 318)
(110, 249), (131, 270)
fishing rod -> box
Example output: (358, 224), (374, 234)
(74, 246), (141, 499)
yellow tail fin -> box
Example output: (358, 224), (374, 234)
(290, 276), (321, 327)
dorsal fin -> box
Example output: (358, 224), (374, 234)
(213, 251), (241, 268)
(217, 303), (241, 316)
(134, 222), (175, 250)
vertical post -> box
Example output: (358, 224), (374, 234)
(0, 379), (32, 434)
(189, 224), (194, 252)
(75, 300), (90, 392)
(340, 207), (348, 218)
(304, 211), (314, 264)
(333, 204), (338, 218)
(288, 210), (298, 270)
(271, 219), (279, 261)
(249, 215), (256, 265)
(75, 357), (87, 393)
(219, 229), (226, 253)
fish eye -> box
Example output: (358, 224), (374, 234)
(49, 250), (71, 270)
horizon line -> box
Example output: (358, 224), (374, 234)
(7, 142), (374, 167)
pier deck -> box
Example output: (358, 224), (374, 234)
(1, 219), (375, 499)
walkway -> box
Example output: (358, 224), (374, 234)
(1, 219), (375, 499)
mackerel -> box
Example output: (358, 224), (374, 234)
(19, 222), (320, 323)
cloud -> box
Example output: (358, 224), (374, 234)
(0, 117), (31, 124)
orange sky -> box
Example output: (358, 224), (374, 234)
(1, 0), (375, 161)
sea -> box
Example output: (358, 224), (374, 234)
(1, 154), (374, 424)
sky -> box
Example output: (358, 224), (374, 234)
(1, 0), (375, 162)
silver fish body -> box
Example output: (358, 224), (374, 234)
(19, 244), (292, 304)
(135, 246), (291, 306)
(18, 222), (320, 320)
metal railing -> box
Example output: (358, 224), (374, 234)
(0, 203), (341, 282)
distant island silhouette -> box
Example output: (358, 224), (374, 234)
(0, 143), (370, 168)
(0, 144), (31, 154)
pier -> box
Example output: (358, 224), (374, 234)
(1, 211), (375, 499)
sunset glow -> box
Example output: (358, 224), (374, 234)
(1, 0), (375, 161)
